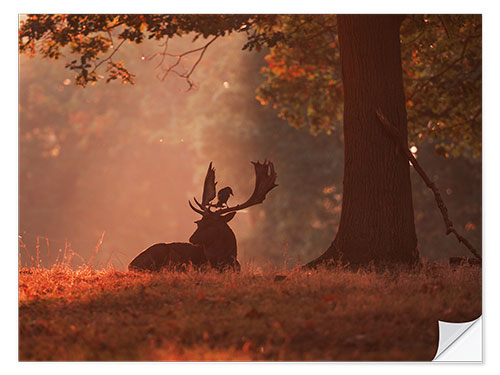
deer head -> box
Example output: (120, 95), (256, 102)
(188, 160), (278, 269)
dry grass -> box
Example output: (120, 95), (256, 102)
(18, 262), (481, 361)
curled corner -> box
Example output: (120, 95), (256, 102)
(433, 316), (482, 362)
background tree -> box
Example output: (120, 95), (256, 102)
(19, 14), (481, 268)
(19, 33), (345, 268)
(257, 15), (481, 157)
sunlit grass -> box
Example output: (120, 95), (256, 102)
(19, 262), (481, 361)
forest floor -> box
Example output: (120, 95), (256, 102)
(19, 262), (481, 361)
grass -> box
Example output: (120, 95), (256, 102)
(18, 262), (481, 361)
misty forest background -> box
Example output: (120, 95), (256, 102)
(19, 32), (481, 270)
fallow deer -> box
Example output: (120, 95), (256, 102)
(128, 160), (278, 272)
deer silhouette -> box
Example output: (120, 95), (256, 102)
(128, 160), (278, 272)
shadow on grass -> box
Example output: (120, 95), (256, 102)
(19, 264), (482, 361)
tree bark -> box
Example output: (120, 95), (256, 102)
(306, 15), (419, 267)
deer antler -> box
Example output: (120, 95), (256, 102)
(215, 160), (278, 215)
(189, 161), (217, 215)
(202, 162), (217, 207)
(188, 200), (204, 215)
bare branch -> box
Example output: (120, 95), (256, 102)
(182, 36), (215, 89)
(375, 108), (481, 261)
(149, 36), (219, 90)
(155, 40), (169, 69)
(91, 39), (126, 75)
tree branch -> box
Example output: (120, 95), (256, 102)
(91, 39), (126, 74)
(375, 108), (481, 261)
(148, 36), (219, 90)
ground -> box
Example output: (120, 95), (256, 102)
(18, 262), (481, 361)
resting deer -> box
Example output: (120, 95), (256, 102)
(128, 160), (278, 272)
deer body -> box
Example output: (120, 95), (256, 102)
(128, 242), (207, 271)
(128, 212), (240, 271)
(189, 211), (240, 271)
(128, 160), (277, 272)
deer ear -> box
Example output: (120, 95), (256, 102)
(221, 212), (236, 222)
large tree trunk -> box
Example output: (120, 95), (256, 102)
(306, 15), (419, 267)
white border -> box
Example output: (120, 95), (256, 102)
(4, 1), (500, 373)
